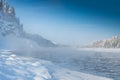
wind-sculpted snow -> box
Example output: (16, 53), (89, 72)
(0, 50), (113, 80)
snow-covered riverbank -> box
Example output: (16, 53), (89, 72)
(77, 48), (120, 53)
(0, 50), (113, 80)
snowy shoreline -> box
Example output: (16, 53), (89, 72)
(0, 50), (113, 80)
(77, 48), (120, 53)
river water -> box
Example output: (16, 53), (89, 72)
(14, 48), (120, 80)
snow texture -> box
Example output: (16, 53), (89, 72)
(85, 36), (120, 48)
(0, 0), (56, 47)
(0, 50), (113, 80)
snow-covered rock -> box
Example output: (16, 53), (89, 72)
(0, 0), (56, 47)
(85, 36), (120, 48)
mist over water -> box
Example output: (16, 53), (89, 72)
(0, 34), (119, 80)
(10, 46), (120, 80)
(0, 0), (120, 80)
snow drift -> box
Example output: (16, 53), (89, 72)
(0, 50), (113, 80)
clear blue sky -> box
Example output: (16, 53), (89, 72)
(9, 0), (120, 46)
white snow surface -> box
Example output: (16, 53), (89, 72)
(78, 48), (120, 53)
(0, 50), (113, 80)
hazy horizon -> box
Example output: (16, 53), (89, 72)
(1, 1), (120, 80)
(9, 0), (120, 46)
